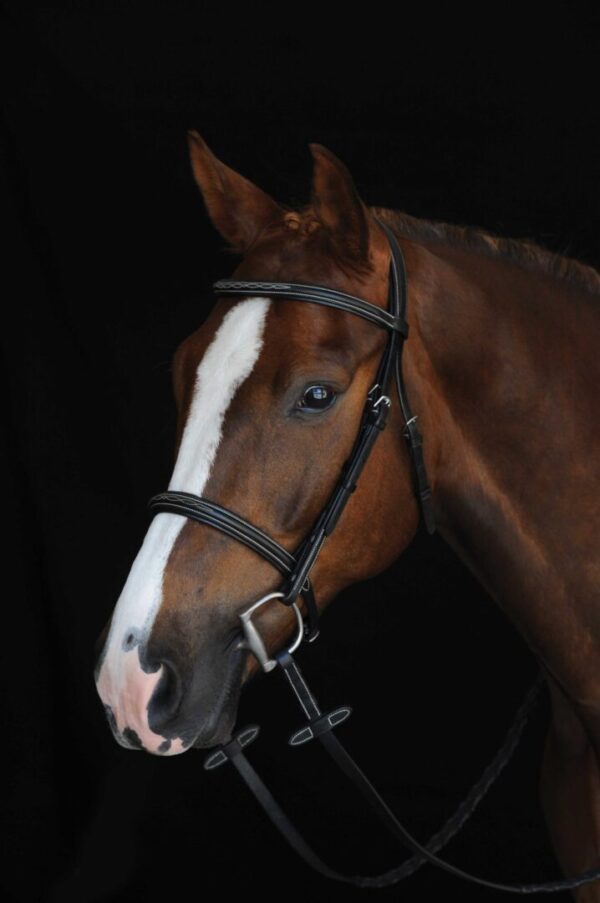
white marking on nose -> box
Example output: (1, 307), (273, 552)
(96, 298), (271, 753)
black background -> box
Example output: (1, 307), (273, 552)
(1, 4), (598, 902)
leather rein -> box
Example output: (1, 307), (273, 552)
(147, 217), (600, 893)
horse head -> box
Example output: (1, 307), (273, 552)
(94, 133), (428, 755)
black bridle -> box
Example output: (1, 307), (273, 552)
(147, 217), (600, 893)
(149, 217), (434, 645)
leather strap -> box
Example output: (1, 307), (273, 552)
(213, 278), (409, 336)
(149, 491), (298, 573)
(204, 656), (600, 893)
(376, 217), (435, 535)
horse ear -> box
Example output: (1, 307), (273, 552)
(187, 130), (284, 253)
(309, 143), (388, 267)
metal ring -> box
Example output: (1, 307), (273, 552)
(238, 591), (304, 672)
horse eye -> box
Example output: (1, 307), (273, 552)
(297, 384), (337, 412)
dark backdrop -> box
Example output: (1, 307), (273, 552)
(1, 4), (598, 902)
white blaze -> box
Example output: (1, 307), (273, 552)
(96, 298), (271, 754)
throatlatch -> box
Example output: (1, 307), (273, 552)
(148, 218), (600, 892)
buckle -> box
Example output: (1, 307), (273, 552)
(372, 393), (391, 411)
(238, 592), (304, 673)
(369, 393), (391, 429)
(402, 414), (421, 443)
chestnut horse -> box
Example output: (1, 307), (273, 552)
(94, 133), (600, 898)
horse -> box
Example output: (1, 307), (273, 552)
(94, 131), (600, 898)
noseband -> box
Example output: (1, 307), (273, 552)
(146, 218), (600, 893)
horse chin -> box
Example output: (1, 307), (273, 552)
(186, 645), (246, 751)
(190, 713), (237, 750)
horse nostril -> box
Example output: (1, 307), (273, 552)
(148, 660), (183, 730)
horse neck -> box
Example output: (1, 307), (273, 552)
(403, 237), (600, 620)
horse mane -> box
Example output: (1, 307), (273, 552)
(372, 205), (600, 298)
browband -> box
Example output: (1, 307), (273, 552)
(212, 279), (409, 337)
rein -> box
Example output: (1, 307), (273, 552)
(147, 217), (600, 893)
